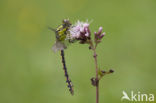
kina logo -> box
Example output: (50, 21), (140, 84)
(121, 91), (154, 102)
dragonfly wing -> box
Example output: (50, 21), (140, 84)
(52, 41), (67, 52)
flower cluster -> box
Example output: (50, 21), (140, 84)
(51, 19), (106, 52)
(69, 20), (91, 44)
(68, 20), (106, 45)
(94, 27), (105, 45)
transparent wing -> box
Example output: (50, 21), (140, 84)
(52, 41), (67, 52)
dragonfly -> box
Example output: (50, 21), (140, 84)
(49, 19), (74, 95)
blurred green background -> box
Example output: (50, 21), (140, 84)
(0, 0), (156, 103)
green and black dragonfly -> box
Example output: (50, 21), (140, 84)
(49, 19), (74, 95)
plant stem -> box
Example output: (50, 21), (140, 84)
(93, 49), (99, 103)
(89, 40), (99, 103)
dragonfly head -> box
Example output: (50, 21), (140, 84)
(62, 19), (72, 28)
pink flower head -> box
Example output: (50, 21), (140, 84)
(69, 20), (91, 39)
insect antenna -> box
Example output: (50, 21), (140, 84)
(48, 26), (56, 32)
(60, 50), (74, 95)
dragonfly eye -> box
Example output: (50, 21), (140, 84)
(63, 19), (71, 27)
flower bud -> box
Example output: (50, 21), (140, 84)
(99, 32), (106, 39)
(97, 27), (103, 35)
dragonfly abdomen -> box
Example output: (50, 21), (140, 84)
(60, 50), (74, 95)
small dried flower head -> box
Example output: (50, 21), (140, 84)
(69, 20), (91, 43)
(94, 27), (106, 44)
(91, 77), (97, 86)
(109, 69), (114, 73)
